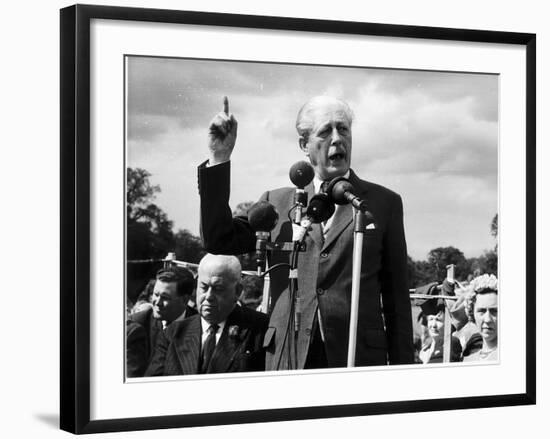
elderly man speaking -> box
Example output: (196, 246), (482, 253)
(146, 254), (268, 376)
(198, 96), (414, 370)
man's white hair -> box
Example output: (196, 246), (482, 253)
(198, 253), (242, 283)
(295, 96), (354, 141)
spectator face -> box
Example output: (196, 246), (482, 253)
(474, 292), (498, 345)
(197, 258), (240, 324)
(151, 280), (186, 322)
(299, 99), (352, 181)
(427, 312), (445, 341)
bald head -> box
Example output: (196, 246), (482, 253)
(198, 254), (242, 283)
(196, 254), (242, 324)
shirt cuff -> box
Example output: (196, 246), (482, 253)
(205, 158), (229, 168)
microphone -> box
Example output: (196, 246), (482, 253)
(292, 193), (335, 242)
(305, 193), (335, 223)
(247, 201), (279, 275)
(327, 177), (368, 211)
(289, 161), (314, 224)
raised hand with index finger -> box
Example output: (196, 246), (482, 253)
(207, 96), (238, 165)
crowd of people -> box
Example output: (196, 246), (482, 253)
(127, 256), (268, 376)
(127, 261), (499, 376)
(126, 95), (499, 377)
(413, 274), (499, 364)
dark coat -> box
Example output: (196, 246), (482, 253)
(198, 161), (414, 370)
(126, 321), (148, 378)
(127, 306), (196, 377)
(417, 336), (463, 363)
(145, 305), (269, 376)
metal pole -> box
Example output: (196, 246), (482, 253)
(261, 270), (271, 313)
(443, 264), (455, 362)
(164, 252), (176, 269)
(347, 209), (367, 367)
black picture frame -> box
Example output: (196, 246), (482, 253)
(60, 4), (536, 434)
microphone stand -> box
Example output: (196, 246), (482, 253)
(347, 208), (368, 367)
(260, 237), (307, 371)
(289, 240), (301, 370)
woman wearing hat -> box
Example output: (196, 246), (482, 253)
(417, 296), (463, 364)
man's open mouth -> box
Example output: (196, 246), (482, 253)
(328, 151), (346, 161)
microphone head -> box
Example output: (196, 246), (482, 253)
(306, 193), (335, 223)
(327, 177), (354, 205)
(289, 161), (314, 189)
(247, 201), (279, 232)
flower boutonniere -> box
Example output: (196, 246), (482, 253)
(228, 325), (240, 339)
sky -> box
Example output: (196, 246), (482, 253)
(126, 56), (498, 260)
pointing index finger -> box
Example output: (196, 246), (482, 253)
(223, 96), (229, 115)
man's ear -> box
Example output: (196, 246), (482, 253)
(298, 136), (308, 154)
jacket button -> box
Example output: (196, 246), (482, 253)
(320, 252), (328, 258)
(305, 328), (311, 336)
(316, 288), (325, 295)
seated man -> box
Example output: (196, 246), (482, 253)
(127, 266), (196, 377)
(145, 254), (269, 376)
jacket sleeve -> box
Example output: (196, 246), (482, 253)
(198, 160), (257, 255)
(380, 194), (415, 364)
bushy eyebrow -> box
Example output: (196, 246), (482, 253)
(316, 121), (350, 135)
(198, 280), (225, 288)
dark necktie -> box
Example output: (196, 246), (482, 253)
(320, 181), (331, 230)
(201, 324), (219, 373)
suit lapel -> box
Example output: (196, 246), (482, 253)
(174, 316), (201, 375)
(208, 306), (249, 373)
(322, 203), (353, 252)
(321, 170), (368, 252)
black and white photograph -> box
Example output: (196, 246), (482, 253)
(124, 56), (500, 378)
(52, 2), (538, 435)
(3, 0), (547, 437)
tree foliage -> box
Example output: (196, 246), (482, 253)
(232, 201), (254, 217)
(173, 229), (206, 264)
(408, 212), (499, 288)
(127, 168), (175, 260)
(491, 214), (498, 239)
(427, 246), (469, 281)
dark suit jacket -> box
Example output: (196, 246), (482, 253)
(145, 305), (269, 376)
(127, 306), (196, 377)
(126, 321), (148, 378)
(198, 161), (414, 369)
